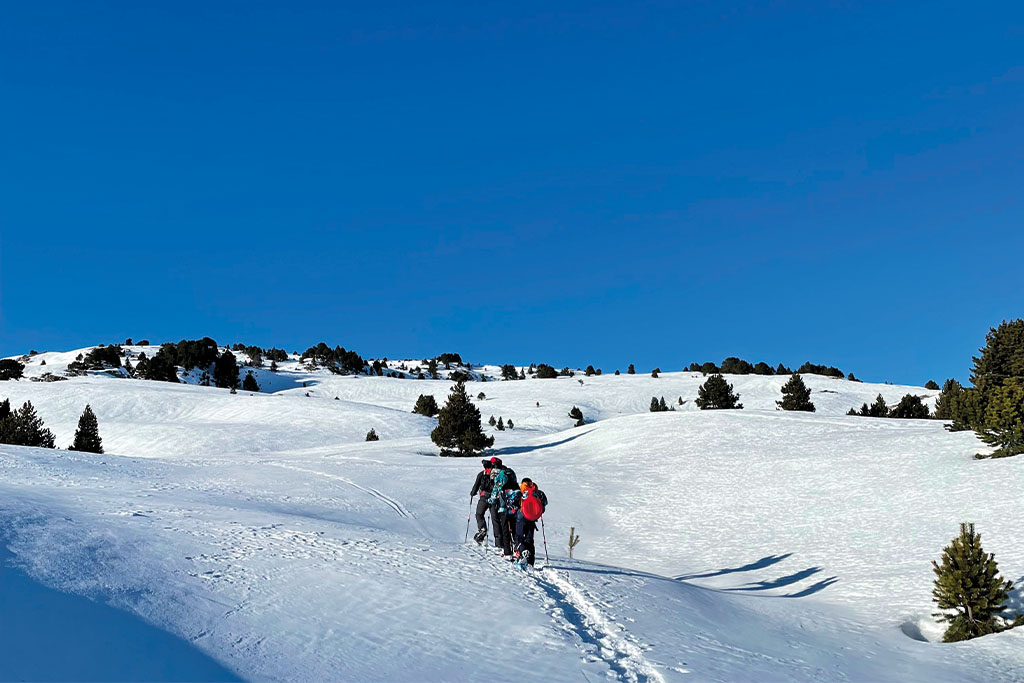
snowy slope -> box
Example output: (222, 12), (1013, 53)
(1, 353), (1022, 681)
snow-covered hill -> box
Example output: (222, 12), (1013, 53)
(1, 347), (1022, 681)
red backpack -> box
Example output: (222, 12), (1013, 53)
(521, 490), (544, 521)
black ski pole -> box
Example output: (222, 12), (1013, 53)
(465, 497), (473, 543)
(540, 517), (549, 563)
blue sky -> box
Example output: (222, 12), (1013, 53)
(1, 1), (1021, 384)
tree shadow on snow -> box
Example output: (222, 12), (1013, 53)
(675, 553), (793, 581)
(728, 566), (824, 591)
(491, 431), (589, 456)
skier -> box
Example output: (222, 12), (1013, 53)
(469, 459), (494, 544)
(514, 478), (547, 567)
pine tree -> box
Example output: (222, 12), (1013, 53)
(777, 374), (816, 412)
(890, 394), (930, 419)
(649, 397), (660, 412)
(585, 365), (596, 376)
(568, 406), (583, 421)
(5, 401), (56, 448)
(695, 374), (743, 410)
(242, 371), (260, 392)
(858, 402), (870, 416)
(270, 360), (279, 372)
(506, 419), (514, 429)
(496, 416), (505, 431)
(627, 364), (635, 375)
(477, 392), (486, 400)
(427, 359), (439, 379)
(651, 368), (660, 378)
(932, 523), (1014, 642)
(430, 382), (494, 457)
(412, 394), (440, 417)
(214, 350), (240, 389)
(978, 380), (1024, 457)
(489, 415), (497, 426)
(0, 359), (26, 381)
(868, 394), (889, 417)
(933, 379), (962, 420)
(501, 364), (518, 380)
(776, 363), (792, 375)
(925, 380), (941, 390)
(365, 428), (379, 442)
(69, 404), (103, 453)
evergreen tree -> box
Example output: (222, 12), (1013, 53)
(720, 357), (754, 374)
(932, 523), (1014, 642)
(614, 370), (620, 375)
(496, 416), (505, 431)
(0, 359), (25, 381)
(695, 374), (743, 410)
(978, 380), (1024, 457)
(427, 359), (439, 379)
(519, 369), (526, 380)
(659, 396), (668, 412)
(270, 360), (279, 372)
(890, 394), (930, 419)
(68, 404), (103, 453)
(868, 394), (890, 417)
(3, 401), (56, 448)
(477, 392), (486, 400)
(847, 372), (860, 382)
(777, 374), (815, 412)
(430, 382), (494, 457)
(753, 362), (775, 376)
(242, 371), (260, 392)
(535, 364), (558, 379)
(489, 415), (497, 426)
(568, 406), (583, 421)
(501, 364), (518, 380)
(776, 363), (792, 375)
(506, 419), (514, 429)
(934, 379), (962, 420)
(651, 368), (660, 378)
(627, 364), (635, 375)
(847, 407), (858, 416)
(365, 428), (379, 442)
(700, 362), (720, 375)
(124, 357), (134, 376)
(925, 380), (941, 390)
(585, 365), (596, 376)
(412, 394), (440, 417)
(214, 350), (240, 389)
(649, 397), (661, 412)
(858, 402), (870, 416)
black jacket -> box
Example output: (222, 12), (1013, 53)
(471, 470), (494, 497)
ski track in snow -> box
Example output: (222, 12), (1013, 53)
(532, 566), (668, 683)
(264, 461), (414, 519)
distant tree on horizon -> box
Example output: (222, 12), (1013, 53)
(777, 374), (815, 412)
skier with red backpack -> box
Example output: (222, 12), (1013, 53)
(514, 478), (547, 566)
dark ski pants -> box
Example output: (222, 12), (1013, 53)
(515, 516), (537, 565)
(493, 509), (513, 555)
(474, 495), (490, 534)
(489, 501), (505, 548)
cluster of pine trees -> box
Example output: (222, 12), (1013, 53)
(649, 397), (672, 412)
(0, 359), (25, 380)
(847, 393), (930, 419)
(933, 319), (1024, 458)
(684, 358), (854, 380)
(0, 400), (103, 453)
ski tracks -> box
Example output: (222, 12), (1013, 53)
(528, 566), (667, 683)
(264, 462), (413, 519)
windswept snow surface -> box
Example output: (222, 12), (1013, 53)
(1, 357), (1023, 681)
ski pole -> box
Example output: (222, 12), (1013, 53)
(465, 497), (473, 543)
(540, 517), (549, 563)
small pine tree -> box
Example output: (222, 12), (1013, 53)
(585, 365), (596, 376)
(777, 374), (815, 412)
(568, 406), (583, 421)
(847, 407), (858, 416)
(489, 415), (497, 426)
(365, 428), (379, 442)
(651, 368), (660, 378)
(658, 396), (668, 412)
(614, 369), (620, 375)
(69, 404), (103, 453)
(430, 382), (494, 457)
(649, 397), (660, 412)
(412, 394), (440, 417)
(506, 419), (514, 429)
(627, 364), (635, 375)
(695, 374), (743, 410)
(242, 371), (260, 392)
(868, 393), (889, 417)
(477, 392), (486, 400)
(270, 360), (279, 372)
(932, 523), (1014, 642)
(925, 380), (941, 390)
(890, 394), (930, 419)
(496, 416), (505, 431)
(677, 396), (683, 405)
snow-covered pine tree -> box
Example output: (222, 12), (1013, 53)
(430, 382), (494, 457)
(695, 373), (743, 410)
(777, 373), (815, 412)
(69, 404), (103, 453)
(932, 522), (1014, 642)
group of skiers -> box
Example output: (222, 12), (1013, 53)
(469, 456), (547, 566)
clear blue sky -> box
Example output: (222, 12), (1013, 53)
(1, 2), (1022, 384)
